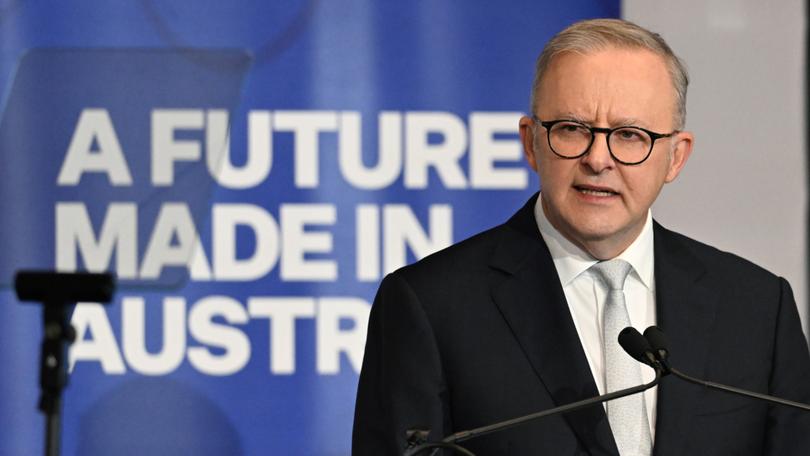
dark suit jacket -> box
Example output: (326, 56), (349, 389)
(353, 194), (810, 455)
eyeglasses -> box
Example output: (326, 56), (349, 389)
(533, 117), (678, 165)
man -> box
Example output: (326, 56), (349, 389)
(353, 19), (810, 455)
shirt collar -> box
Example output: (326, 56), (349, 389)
(534, 193), (655, 289)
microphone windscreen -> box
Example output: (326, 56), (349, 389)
(618, 327), (655, 366)
(643, 326), (669, 358)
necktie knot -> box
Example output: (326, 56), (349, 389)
(591, 259), (633, 291)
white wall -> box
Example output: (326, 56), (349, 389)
(623, 0), (808, 331)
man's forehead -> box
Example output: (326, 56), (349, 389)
(544, 45), (668, 74)
(536, 46), (677, 126)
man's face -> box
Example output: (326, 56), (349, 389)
(519, 47), (693, 259)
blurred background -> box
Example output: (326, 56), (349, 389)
(0, 1), (804, 454)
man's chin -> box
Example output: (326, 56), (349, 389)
(564, 219), (625, 243)
(561, 222), (632, 254)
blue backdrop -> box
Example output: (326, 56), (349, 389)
(0, 2), (618, 454)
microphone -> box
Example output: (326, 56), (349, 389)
(14, 270), (117, 456)
(641, 326), (810, 412)
(618, 327), (659, 369)
(15, 271), (116, 304)
(642, 326), (667, 358)
(404, 327), (663, 456)
(642, 326), (671, 373)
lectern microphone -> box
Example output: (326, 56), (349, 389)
(14, 270), (117, 456)
(15, 271), (115, 304)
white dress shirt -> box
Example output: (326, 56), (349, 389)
(534, 195), (658, 439)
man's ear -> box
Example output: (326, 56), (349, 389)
(664, 130), (694, 183)
(519, 116), (539, 172)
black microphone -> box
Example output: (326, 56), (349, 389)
(642, 326), (668, 358)
(641, 326), (810, 412)
(642, 326), (671, 373)
(15, 271), (115, 304)
(404, 327), (663, 456)
(14, 270), (117, 456)
(618, 327), (659, 369)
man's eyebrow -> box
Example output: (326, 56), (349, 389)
(611, 117), (644, 127)
(554, 112), (591, 123)
(550, 113), (648, 128)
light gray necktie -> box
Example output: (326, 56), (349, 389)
(591, 259), (652, 456)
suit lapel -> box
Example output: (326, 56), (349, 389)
(651, 223), (717, 455)
(489, 195), (619, 455)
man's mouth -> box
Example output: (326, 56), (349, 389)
(574, 185), (619, 197)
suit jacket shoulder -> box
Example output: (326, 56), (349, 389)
(393, 194), (545, 313)
(654, 221), (779, 283)
(652, 221), (810, 455)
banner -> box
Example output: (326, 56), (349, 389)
(0, 2), (619, 454)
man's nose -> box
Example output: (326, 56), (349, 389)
(580, 132), (615, 172)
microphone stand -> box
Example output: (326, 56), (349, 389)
(642, 326), (810, 413)
(38, 300), (75, 456)
(15, 271), (115, 456)
(668, 367), (810, 411)
(405, 366), (663, 456)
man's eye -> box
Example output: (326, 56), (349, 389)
(616, 129), (644, 141)
(557, 123), (587, 134)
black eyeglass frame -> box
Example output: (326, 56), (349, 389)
(532, 116), (679, 165)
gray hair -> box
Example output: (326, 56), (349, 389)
(530, 18), (689, 129)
